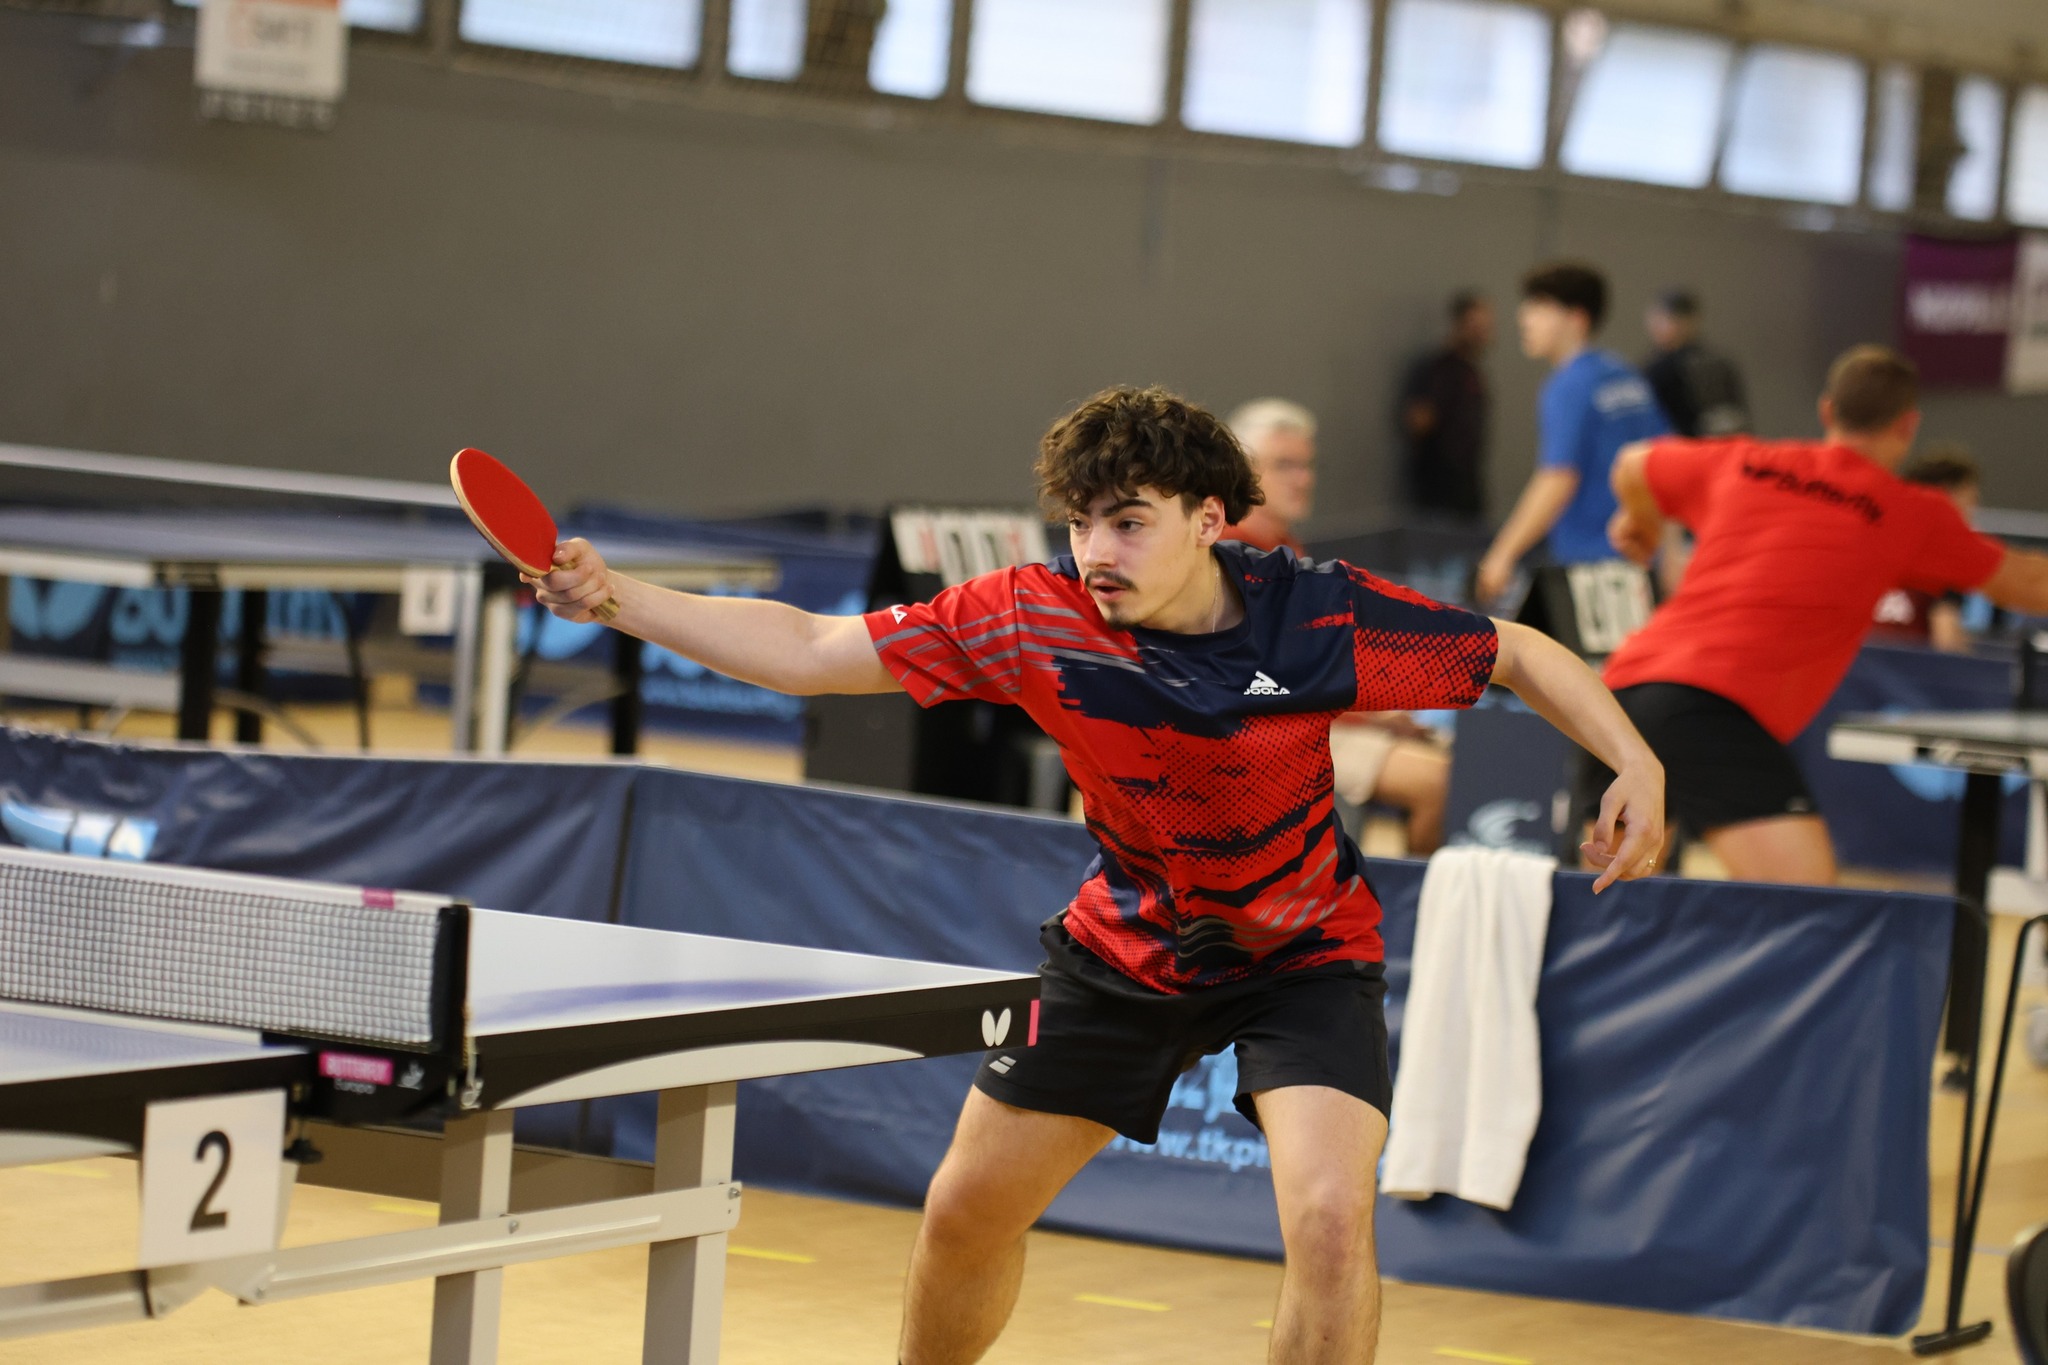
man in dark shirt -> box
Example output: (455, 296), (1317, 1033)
(1399, 291), (1493, 522)
(1643, 290), (1750, 438)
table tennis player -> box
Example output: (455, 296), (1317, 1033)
(1589, 345), (2048, 886)
(527, 384), (1665, 1365)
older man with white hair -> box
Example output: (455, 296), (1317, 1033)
(1223, 399), (1452, 854)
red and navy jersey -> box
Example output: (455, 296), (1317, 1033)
(863, 542), (1499, 993)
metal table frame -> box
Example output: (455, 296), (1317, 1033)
(0, 529), (773, 756)
(1826, 710), (2048, 1355)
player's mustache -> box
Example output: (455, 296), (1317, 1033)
(1087, 573), (1134, 592)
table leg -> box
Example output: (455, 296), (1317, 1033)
(476, 588), (518, 757)
(1944, 773), (2002, 1060)
(449, 567), (484, 752)
(430, 1109), (515, 1365)
(235, 590), (267, 745)
(611, 630), (643, 757)
(642, 1082), (737, 1365)
(177, 589), (224, 742)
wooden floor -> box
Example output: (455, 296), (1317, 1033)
(1, 697), (2042, 1362)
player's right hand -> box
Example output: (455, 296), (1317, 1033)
(1607, 508), (1658, 566)
(527, 537), (615, 623)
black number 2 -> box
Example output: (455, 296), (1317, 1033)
(190, 1130), (232, 1232)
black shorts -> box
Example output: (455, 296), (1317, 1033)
(973, 919), (1391, 1144)
(1576, 682), (1817, 836)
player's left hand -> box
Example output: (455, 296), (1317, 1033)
(1581, 761), (1665, 893)
(1474, 552), (1516, 606)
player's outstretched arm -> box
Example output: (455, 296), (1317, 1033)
(528, 538), (901, 697)
(1978, 550), (2048, 618)
(1490, 620), (1665, 892)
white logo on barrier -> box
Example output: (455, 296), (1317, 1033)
(1244, 671), (1289, 696)
(1464, 799), (1544, 850)
(1, 802), (158, 861)
(981, 1008), (1012, 1047)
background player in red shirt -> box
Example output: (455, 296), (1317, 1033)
(530, 386), (1664, 1365)
(1595, 346), (2048, 885)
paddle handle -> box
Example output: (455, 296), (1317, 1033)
(592, 597), (619, 624)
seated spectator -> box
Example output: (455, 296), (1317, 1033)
(1225, 398), (1450, 853)
(1871, 443), (1982, 653)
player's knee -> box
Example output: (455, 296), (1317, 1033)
(1280, 1189), (1376, 1276)
(919, 1162), (1030, 1252)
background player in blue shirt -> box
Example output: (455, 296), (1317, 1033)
(1476, 263), (1670, 605)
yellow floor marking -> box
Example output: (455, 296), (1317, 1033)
(728, 1245), (816, 1264)
(1074, 1293), (1170, 1312)
(1434, 1348), (1533, 1364)
(369, 1199), (438, 1218)
(23, 1163), (111, 1179)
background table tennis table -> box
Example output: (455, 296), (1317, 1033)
(0, 904), (1036, 1364)
(1826, 708), (2048, 1354)
(0, 443), (776, 754)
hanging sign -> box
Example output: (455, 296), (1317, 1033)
(196, 0), (348, 131)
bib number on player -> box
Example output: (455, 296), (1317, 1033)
(138, 1090), (286, 1267)
(1564, 561), (1654, 656)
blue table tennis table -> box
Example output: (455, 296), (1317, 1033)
(0, 443), (777, 754)
(0, 847), (1035, 1363)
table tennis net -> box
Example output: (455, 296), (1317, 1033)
(0, 848), (458, 1050)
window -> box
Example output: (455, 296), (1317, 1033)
(1867, 64), (1918, 211)
(1719, 46), (1865, 204)
(1182, 0), (1369, 147)
(459, 0), (703, 68)
(967, 0), (1172, 125)
(1949, 75), (2006, 221)
(2011, 87), (2048, 227)
(176, 0), (421, 31)
(728, 0), (805, 80)
(869, 0), (952, 98)
(1376, 0), (1549, 168)
(1560, 24), (1734, 188)
(343, 0), (419, 29)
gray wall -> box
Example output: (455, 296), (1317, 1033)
(3, 9), (2043, 524)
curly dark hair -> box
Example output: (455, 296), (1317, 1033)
(1033, 386), (1264, 524)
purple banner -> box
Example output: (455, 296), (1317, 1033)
(1899, 233), (2017, 389)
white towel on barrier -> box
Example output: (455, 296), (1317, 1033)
(1380, 844), (1556, 1211)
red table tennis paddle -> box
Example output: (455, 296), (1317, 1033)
(449, 447), (618, 623)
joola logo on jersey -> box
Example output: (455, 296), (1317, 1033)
(1243, 671), (1289, 696)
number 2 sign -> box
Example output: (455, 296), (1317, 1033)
(138, 1090), (286, 1267)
